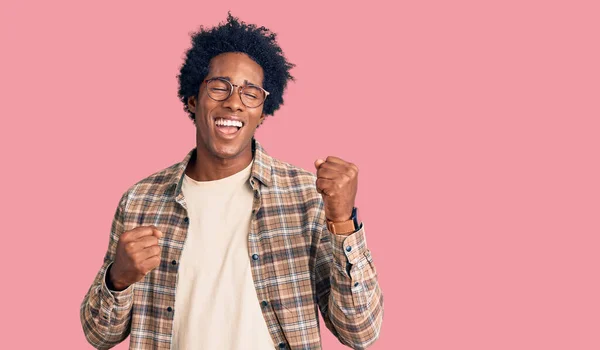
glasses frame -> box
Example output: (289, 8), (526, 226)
(204, 78), (270, 108)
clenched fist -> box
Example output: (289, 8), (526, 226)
(314, 156), (359, 222)
(107, 226), (163, 291)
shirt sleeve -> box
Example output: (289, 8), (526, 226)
(315, 222), (384, 349)
(80, 192), (134, 349)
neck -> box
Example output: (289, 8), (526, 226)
(185, 143), (253, 182)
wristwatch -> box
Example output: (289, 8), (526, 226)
(327, 207), (360, 235)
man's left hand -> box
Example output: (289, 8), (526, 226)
(314, 156), (358, 222)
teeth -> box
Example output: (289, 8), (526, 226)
(215, 118), (243, 128)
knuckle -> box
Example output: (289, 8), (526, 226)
(134, 261), (144, 272)
(145, 257), (160, 272)
(125, 241), (136, 253)
(120, 231), (131, 242)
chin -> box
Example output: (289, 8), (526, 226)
(198, 125), (253, 160)
(209, 140), (247, 159)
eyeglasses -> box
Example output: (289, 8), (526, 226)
(204, 78), (270, 108)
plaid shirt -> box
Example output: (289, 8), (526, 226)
(80, 139), (384, 350)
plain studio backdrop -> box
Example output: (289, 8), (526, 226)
(1, 0), (598, 349)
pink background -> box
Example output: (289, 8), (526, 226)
(2, 0), (599, 349)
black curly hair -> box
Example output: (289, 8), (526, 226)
(177, 13), (295, 122)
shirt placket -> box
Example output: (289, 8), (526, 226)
(160, 191), (190, 348)
(248, 179), (289, 349)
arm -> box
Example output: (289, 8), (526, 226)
(80, 193), (134, 349)
(315, 222), (384, 349)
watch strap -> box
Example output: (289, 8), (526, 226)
(327, 219), (356, 235)
(326, 207), (359, 235)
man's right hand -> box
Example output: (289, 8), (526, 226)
(108, 226), (163, 291)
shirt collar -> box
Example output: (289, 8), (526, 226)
(168, 138), (273, 199)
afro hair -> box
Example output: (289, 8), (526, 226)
(177, 13), (295, 122)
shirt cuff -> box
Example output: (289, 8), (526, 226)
(329, 223), (370, 278)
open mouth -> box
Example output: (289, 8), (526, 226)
(214, 117), (244, 136)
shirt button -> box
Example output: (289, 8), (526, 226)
(167, 307), (173, 312)
(354, 282), (359, 287)
(171, 260), (177, 265)
(278, 342), (286, 348)
(346, 246), (352, 252)
(252, 254), (259, 261)
(184, 217), (189, 224)
(261, 300), (268, 307)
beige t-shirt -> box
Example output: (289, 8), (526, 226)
(172, 161), (274, 349)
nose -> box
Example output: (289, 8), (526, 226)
(221, 85), (244, 112)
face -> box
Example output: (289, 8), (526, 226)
(188, 52), (266, 161)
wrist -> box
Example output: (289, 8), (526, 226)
(327, 215), (352, 223)
(107, 265), (129, 291)
(326, 208), (353, 223)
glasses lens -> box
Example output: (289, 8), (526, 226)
(207, 79), (231, 101)
(241, 86), (266, 108)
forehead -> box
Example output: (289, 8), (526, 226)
(207, 52), (264, 86)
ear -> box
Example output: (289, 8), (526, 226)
(187, 95), (197, 114)
(258, 113), (266, 127)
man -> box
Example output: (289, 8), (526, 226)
(81, 14), (383, 350)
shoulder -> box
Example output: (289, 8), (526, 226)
(118, 161), (183, 209)
(270, 157), (321, 201)
(265, 157), (326, 229)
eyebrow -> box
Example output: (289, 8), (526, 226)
(211, 76), (260, 87)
